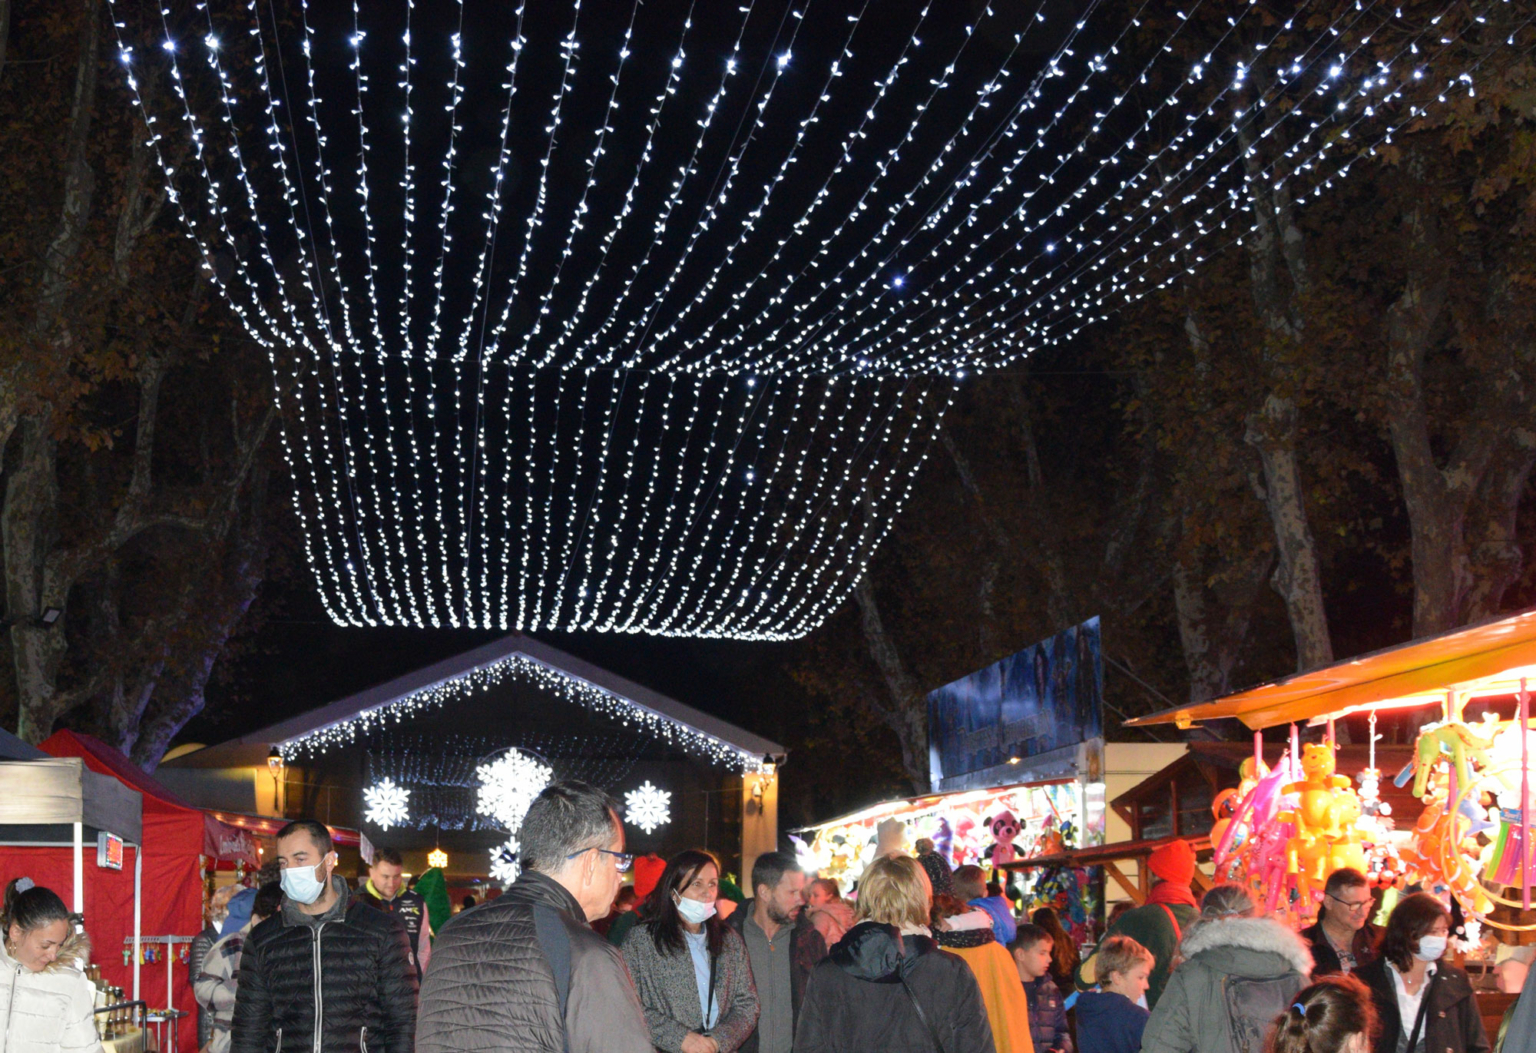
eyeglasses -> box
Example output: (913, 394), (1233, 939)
(1327, 893), (1373, 913)
(567, 848), (634, 873)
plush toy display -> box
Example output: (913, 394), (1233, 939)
(983, 810), (1023, 869)
(876, 817), (907, 858)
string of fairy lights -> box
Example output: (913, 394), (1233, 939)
(278, 649), (767, 771)
(104, 0), (1527, 637)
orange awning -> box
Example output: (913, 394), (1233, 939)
(1125, 608), (1536, 731)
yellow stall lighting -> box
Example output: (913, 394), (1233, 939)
(1126, 608), (1536, 732)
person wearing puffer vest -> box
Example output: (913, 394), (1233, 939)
(0, 878), (102, 1053)
(232, 821), (418, 1053)
(1141, 885), (1313, 1053)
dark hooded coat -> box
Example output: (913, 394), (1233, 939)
(792, 921), (996, 1053)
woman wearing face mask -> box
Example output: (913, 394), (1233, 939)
(621, 850), (759, 1053)
(0, 878), (102, 1053)
(1357, 893), (1488, 1053)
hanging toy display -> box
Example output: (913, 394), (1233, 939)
(1214, 747), (1302, 916)
(1278, 743), (1364, 900)
(1394, 683), (1536, 930)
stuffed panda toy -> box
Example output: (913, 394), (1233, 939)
(982, 810), (1023, 869)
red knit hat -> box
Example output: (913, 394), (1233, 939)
(632, 853), (667, 903)
(1147, 839), (1196, 885)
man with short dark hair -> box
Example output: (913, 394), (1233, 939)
(231, 820), (418, 1053)
(725, 850), (828, 1053)
(416, 781), (651, 1053)
(1300, 867), (1380, 975)
(358, 848), (432, 980)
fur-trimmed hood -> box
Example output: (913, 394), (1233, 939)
(53, 929), (91, 973)
(1, 928), (92, 974)
(1177, 916), (1313, 977)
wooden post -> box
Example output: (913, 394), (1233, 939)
(1521, 679), (1530, 911)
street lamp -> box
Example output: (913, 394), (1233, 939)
(267, 747), (285, 816)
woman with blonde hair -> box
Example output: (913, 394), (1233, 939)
(0, 878), (101, 1053)
(1142, 884), (1312, 1053)
(794, 854), (997, 1053)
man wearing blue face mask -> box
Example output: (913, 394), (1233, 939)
(231, 819), (419, 1053)
(1357, 893), (1489, 1053)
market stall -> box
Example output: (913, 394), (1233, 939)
(794, 779), (1098, 933)
(34, 731), (261, 1053)
(1125, 607), (1536, 945)
(0, 756), (144, 992)
(1002, 834), (1214, 906)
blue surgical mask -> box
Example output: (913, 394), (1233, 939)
(674, 894), (717, 925)
(281, 861), (329, 905)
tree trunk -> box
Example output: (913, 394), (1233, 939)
(937, 427), (1011, 658)
(34, 0), (100, 339)
(852, 576), (929, 792)
(1240, 123), (1333, 671)
(1464, 441), (1536, 623)
(1383, 243), (1467, 636)
(4, 420), (65, 742)
(1245, 396), (1333, 669)
(133, 475), (267, 771)
(0, 0), (11, 82)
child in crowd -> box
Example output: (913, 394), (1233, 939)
(1075, 935), (1154, 1053)
(1269, 977), (1376, 1053)
(1011, 924), (1073, 1053)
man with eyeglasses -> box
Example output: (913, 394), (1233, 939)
(417, 780), (653, 1053)
(1300, 867), (1381, 976)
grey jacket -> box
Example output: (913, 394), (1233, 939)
(621, 920), (759, 1053)
(416, 871), (652, 1053)
(1142, 917), (1313, 1053)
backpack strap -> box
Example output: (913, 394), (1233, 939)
(1155, 903), (1183, 941)
(532, 905), (573, 1053)
(703, 950), (719, 1032)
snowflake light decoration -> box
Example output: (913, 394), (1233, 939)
(427, 848), (449, 871)
(363, 778), (411, 831)
(489, 837), (521, 887)
(476, 749), (554, 831)
(625, 781), (672, 835)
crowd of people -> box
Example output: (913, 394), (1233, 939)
(2, 781), (1533, 1053)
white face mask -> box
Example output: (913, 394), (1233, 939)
(1415, 935), (1448, 962)
(674, 893), (717, 925)
(281, 861), (329, 905)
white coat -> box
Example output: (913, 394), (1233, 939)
(0, 937), (103, 1053)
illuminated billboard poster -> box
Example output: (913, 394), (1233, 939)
(927, 617), (1104, 792)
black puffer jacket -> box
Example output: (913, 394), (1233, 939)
(793, 921), (996, 1053)
(416, 870), (652, 1053)
(231, 877), (418, 1053)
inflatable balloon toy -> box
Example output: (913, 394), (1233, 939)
(1402, 712), (1498, 800)
(1279, 743), (1357, 900)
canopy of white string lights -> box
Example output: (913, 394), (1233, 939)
(105, 0), (1526, 637)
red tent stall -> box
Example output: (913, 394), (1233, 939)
(28, 732), (261, 1053)
(0, 755), (144, 997)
